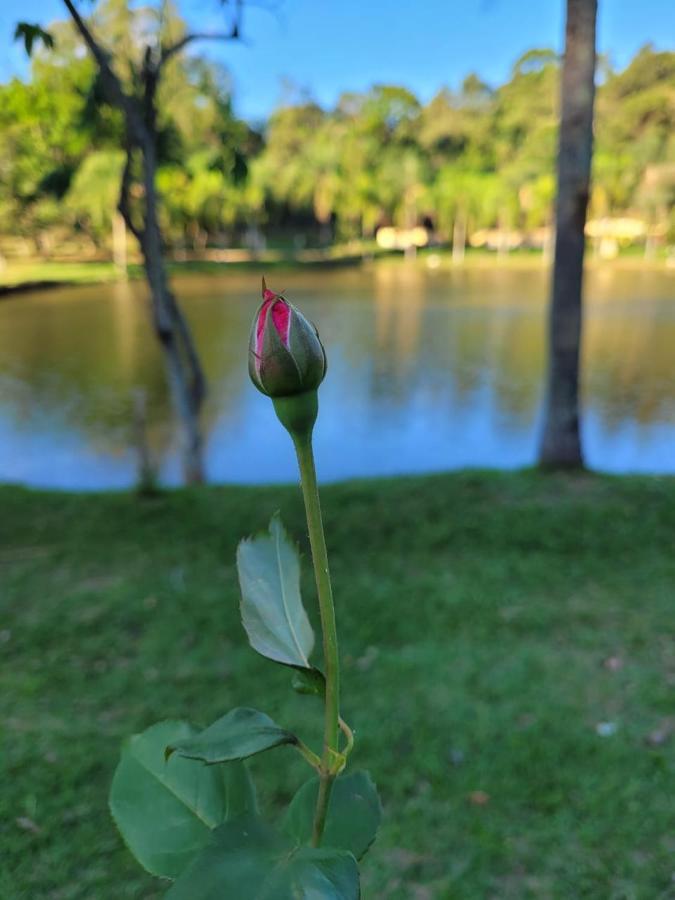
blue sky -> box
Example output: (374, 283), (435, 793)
(1, 0), (672, 121)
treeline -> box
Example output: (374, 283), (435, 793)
(1, 0), (673, 257)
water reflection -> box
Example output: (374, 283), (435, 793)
(0, 263), (672, 488)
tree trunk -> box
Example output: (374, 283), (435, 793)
(140, 139), (206, 484)
(132, 387), (155, 494)
(58, 0), (209, 485)
(497, 211), (510, 258)
(112, 211), (128, 278)
(539, 0), (597, 469)
(452, 210), (466, 264)
(644, 234), (655, 260)
(543, 221), (554, 264)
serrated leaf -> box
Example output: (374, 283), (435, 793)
(284, 770), (382, 860)
(263, 846), (359, 899)
(167, 708), (297, 764)
(166, 816), (360, 899)
(225, 761), (258, 819)
(166, 816), (281, 897)
(109, 720), (227, 878)
(237, 514), (315, 669)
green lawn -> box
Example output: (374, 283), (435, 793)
(1, 250), (669, 293)
(0, 261), (123, 290)
(0, 246), (374, 291)
(1, 472), (674, 898)
(0, 255), (361, 293)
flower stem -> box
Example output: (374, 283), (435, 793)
(311, 773), (334, 847)
(292, 432), (340, 846)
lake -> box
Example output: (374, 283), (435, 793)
(0, 262), (673, 489)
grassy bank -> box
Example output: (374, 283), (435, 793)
(2, 248), (670, 294)
(2, 471), (674, 898)
(0, 261), (125, 292)
(0, 246), (373, 293)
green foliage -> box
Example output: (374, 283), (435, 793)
(0, 22), (95, 242)
(5, 4), (257, 251)
(237, 515), (316, 669)
(110, 717), (271, 885)
(65, 151), (125, 243)
(106, 499), (376, 893)
(284, 771), (382, 860)
(224, 761), (258, 819)
(3, 12), (673, 253)
(291, 667), (326, 697)
(167, 708), (299, 764)
(14, 23), (54, 56)
(166, 817), (359, 899)
(593, 46), (675, 229)
(109, 720), (228, 878)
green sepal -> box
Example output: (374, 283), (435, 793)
(260, 308), (305, 396)
(287, 309), (327, 391)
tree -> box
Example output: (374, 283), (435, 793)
(2, 23), (94, 250)
(17, 0), (247, 483)
(66, 150), (125, 247)
(433, 167), (491, 261)
(539, 0), (598, 469)
(6, 30), (672, 268)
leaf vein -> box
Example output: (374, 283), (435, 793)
(274, 521), (310, 668)
(132, 751), (218, 830)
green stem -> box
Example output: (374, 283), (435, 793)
(292, 432), (340, 846)
(339, 717), (354, 757)
(311, 774), (334, 848)
(295, 738), (322, 772)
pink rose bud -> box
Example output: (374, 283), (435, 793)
(248, 279), (327, 399)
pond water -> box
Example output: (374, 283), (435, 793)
(0, 262), (673, 489)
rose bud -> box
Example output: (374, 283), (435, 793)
(248, 280), (327, 399)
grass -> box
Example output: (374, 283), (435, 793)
(0, 244), (376, 292)
(0, 256), (361, 294)
(1, 246), (669, 293)
(1, 471), (674, 899)
(0, 261), (124, 290)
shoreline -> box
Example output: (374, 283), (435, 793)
(1, 250), (671, 297)
(2, 467), (673, 499)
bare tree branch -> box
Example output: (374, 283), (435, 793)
(142, 44), (160, 113)
(159, 30), (240, 69)
(159, 0), (243, 67)
(61, 0), (145, 138)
